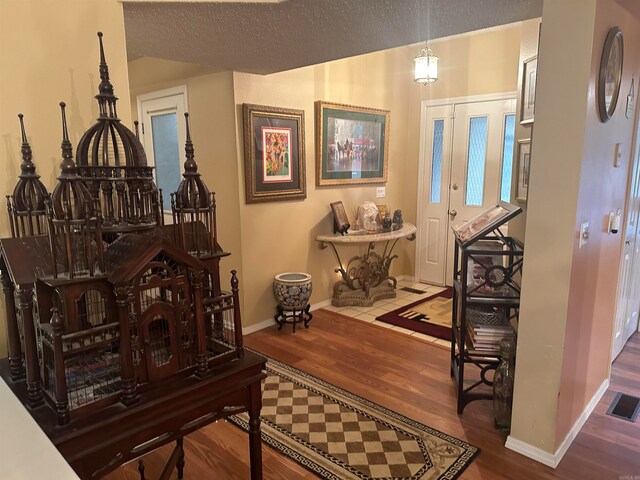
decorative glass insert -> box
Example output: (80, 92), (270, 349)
(151, 113), (181, 211)
(430, 119), (444, 203)
(465, 116), (488, 206)
(500, 114), (516, 203)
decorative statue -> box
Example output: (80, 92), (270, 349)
(392, 209), (403, 229)
(382, 217), (393, 230)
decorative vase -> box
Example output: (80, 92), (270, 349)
(273, 272), (313, 311)
(493, 336), (516, 433)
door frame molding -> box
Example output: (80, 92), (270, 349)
(610, 89), (640, 361)
(415, 91), (517, 285)
(136, 85), (189, 124)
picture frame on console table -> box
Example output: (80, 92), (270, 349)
(315, 101), (390, 186)
(243, 103), (306, 203)
(330, 201), (350, 235)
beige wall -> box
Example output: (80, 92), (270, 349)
(232, 50), (412, 326)
(507, 19), (541, 241)
(511, 0), (639, 455)
(556, 0), (640, 447)
(128, 61), (244, 295)
(0, 0), (131, 357)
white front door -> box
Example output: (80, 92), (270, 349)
(137, 86), (189, 220)
(418, 97), (516, 286)
(612, 115), (640, 360)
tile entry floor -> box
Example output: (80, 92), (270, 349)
(320, 280), (451, 348)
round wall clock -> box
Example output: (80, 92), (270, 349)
(598, 26), (624, 122)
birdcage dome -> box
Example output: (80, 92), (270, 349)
(51, 103), (94, 221)
(75, 33), (147, 169)
(11, 114), (49, 214)
(175, 113), (210, 210)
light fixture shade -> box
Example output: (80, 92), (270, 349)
(414, 47), (438, 84)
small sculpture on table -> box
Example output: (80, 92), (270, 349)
(392, 209), (403, 230)
(273, 273), (313, 332)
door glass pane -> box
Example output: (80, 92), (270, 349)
(500, 114), (516, 202)
(465, 116), (488, 206)
(151, 113), (181, 210)
(430, 119), (444, 203)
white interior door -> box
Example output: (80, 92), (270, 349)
(612, 114), (640, 360)
(137, 86), (188, 221)
(418, 97), (516, 285)
(417, 104), (453, 285)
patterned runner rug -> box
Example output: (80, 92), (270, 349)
(375, 288), (453, 340)
(229, 353), (479, 480)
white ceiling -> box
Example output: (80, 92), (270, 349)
(123, 0), (543, 75)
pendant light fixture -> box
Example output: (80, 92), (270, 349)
(414, 43), (438, 84)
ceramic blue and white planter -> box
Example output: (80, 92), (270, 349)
(273, 272), (312, 311)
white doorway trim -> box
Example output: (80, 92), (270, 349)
(611, 85), (640, 361)
(136, 85), (189, 222)
(136, 85), (190, 123)
(415, 91), (517, 286)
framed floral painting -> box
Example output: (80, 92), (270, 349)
(243, 104), (306, 203)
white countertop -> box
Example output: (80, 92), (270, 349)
(0, 379), (80, 480)
(316, 223), (416, 244)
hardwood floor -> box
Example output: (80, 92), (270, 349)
(107, 311), (640, 480)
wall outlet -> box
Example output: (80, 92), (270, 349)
(376, 187), (386, 198)
(579, 221), (589, 248)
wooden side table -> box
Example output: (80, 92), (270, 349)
(0, 350), (267, 480)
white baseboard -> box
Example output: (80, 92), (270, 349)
(505, 377), (610, 468)
(397, 275), (415, 283)
(504, 436), (557, 468)
(242, 298), (333, 336)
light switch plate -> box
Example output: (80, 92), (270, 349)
(376, 187), (386, 198)
(579, 221), (589, 248)
(614, 143), (623, 168)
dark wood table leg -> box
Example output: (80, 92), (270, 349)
(248, 381), (263, 480)
(176, 437), (185, 479)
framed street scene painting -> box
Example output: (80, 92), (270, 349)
(243, 103), (306, 203)
(315, 101), (390, 186)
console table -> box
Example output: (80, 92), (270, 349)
(0, 351), (266, 480)
(316, 223), (416, 306)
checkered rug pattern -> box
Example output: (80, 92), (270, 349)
(229, 353), (479, 480)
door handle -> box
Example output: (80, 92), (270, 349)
(449, 210), (458, 218)
(451, 184), (459, 191)
(626, 240), (632, 245)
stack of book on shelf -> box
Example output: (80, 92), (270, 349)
(465, 308), (515, 355)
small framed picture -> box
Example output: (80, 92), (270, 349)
(242, 104), (306, 203)
(330, 201), (350, 235)
(516, 139), (531, 202)
(520, 56), (537, 125)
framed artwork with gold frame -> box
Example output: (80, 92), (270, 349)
(315, 101), (390, 186)
(243, 103), (306, 203)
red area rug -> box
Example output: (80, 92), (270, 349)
(376, 288), (453, 340)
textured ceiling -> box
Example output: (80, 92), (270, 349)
(123, 0), (543, 75)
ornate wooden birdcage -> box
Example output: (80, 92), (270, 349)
(0, 32), (243, 428)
